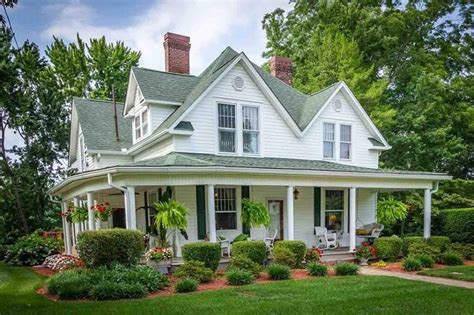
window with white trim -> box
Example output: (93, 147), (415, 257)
(242, 106), (259, 154)
(215, 187), (237, 230)
(218, 103), (236, 153)
(324, 190), (344, 231)
(134, 109), (149, 140)
(323, 123), (335, 158)
(340, 124), (351, 159)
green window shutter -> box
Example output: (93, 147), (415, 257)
(347, 189), (350, 232)
(314, 187), (321, 233)
(241, 186), (250, 236)
(196, 186), (206, 240)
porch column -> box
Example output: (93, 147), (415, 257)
(87, 192), (95, 231)
(423, 188), (431, 238)
(207, 184), (217, 242)
(62, 201), (72, 255)
(73, 197), (81, 244)
(124, 186), (137, 230)
(286, 185), (294, 240)
(349, 187), (357, 252)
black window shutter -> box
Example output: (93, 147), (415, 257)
(241, 186), (251, 236)
(196, 186), (206, 240)
(314, 187), (321, 233)
(347, 189), (350, 232)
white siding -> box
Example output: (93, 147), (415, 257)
(133, 136), (175, 161)
(149, 104), (175, 130)
(174, 63), (379, 168)
(95, 154), (133, 169)
(174, 186), (199, 243)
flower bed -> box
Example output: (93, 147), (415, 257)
(42, 254), (85, 272)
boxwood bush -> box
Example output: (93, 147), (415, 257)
(427, 236), (451, 252)
(182, 242), (221, 271)
(272, 246), (297, 268)
(5, 231), (62, 266)
(226, 255), (261, 277)
(232, 241), (267, 264)
(175, 278), (198, 293)
(374, 236), (403, 261)
(307, 263), (328, 277)
(274, 240), (306, 268)
(334, 263), (359, 276)
(437, 208), (474, 244)
(449, 243), (474, 260)
(174, 261), (214, 283)
(402, 236), (425, 256)
(408, 242), (440, 260)
(267, 263), (291, 280)
(402, 256), (422, 271)
(77, 229), (144, 267)
(225, 269), (255, 286)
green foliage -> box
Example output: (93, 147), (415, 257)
(408, 243), (440, 260)
(272, 246), (297, 268)
(334, 263), (359, 276)
(175, 278), (198, 293)
(440, 251), (464, 266)
(76, 229), (144, 267)
(181, 242), (221, 271)
(154, 200), (189, 248)
(70, 205), (88, 223)
(402, 236), (425, 256)
(47, 264), (168, 300)
(413, 254), (434, 268)
(232, 233), (249, 243)
(374, 236), (403, 261)
(241, 199), (270, 228)
(402, 257), (422, 271)
(274, 240), (306, 268)
(0, 244), (12, 261)
(232, 241), (267, 264)
(267, 264), (291, 280)
(304, 248), (321, 263)
(427, 236), (451, 252)
(436, 209), (474, 244)
(4, 231), (62, 266)
(449, 243), (474, 260)
(225, 269), (255, 286)
(226, 255), (261, 277)
(174, 261), (214, 283)
(307, 263), (328, 277)
(377, 196), (408, 225)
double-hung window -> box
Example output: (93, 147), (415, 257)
(340, 124), (351, 159)
(134, 109), (149, 140)
(324, 190), (344, 231)
(215, 187), (237, 230)
(218, 104), (236, 153)
(242, 106), (259, 154)
(323, 123), (335, 158)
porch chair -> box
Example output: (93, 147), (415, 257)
(356, 223), (384, 243)
(217, 235), (231, 257)
(264, 228), (278, 254)
(314, 226), (339, 249)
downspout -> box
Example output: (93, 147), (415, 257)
(431, 181), (439, 194)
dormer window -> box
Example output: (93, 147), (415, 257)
(134, 109), (149, 140)
(218, 103), (236, 153)
(323, 123), (335, 159)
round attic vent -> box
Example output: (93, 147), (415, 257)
(334, 99), (342, 111)
(232, 76), (245, 91)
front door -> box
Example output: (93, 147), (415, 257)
(112, 208), (126, 228)
(268, 200), (284, 240)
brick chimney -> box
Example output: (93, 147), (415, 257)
(163, 32), (191, 74)
(270, 56), (292, 85)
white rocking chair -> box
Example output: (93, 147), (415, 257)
(217, 235), (231, 257)
(264, 228), (278, 254)
(315, 227), (339, 249)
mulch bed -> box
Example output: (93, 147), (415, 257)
(32, 265), (57, 277)
(369, 260), (473, 274)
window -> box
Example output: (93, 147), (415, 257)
(340, 125), (351, 159)
(218, 104), (236, 153)
(215, 187), (237, 229)
(134, 109), (149, 140)
(324, 190), (344, 231)
(242, 106), (259, 154)
(323, 123), (335, 158)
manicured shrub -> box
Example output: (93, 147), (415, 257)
(47, 269), (90, 299)
(77, 229), (144, 267)
(226, 255), (261, 277)
(272, 246), (297, 268)
(307, 263), (328, 277)
(402, 256), (422, 271)
(225, 269), (255, 286)
(334, 263), (359, 276)
(413, 254), (434, 268)
(449, 243), (474, 260)
(427, 236), (451, 252)
(305, 248), (321, 263)
(267, 263), (291, 280)
(233, 234), (249, 243)
(175, 278), (198, 293)
(438, 208), (474, 244)
(174, 261), (214, 283)
(232, 241), (267, 264)
(440, 251), (464, 266)
(123, 265), (169, 291)
(181, 242), (221, 271)
(5, 231), (62, 266)
(408, 242), (440, 260)
(374, 236), (403, 261)
(91, 282), (147, 300)
(274, 241), (306, 268)
(402, 236), (425, 256)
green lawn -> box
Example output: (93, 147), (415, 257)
(1, 263), (474, 315)
(418, 266), (474, 282)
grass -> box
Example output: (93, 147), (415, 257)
(1, 262), (474, 315)
(418, 265), (474, 282)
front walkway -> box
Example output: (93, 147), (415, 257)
(360, 267), (474, 289)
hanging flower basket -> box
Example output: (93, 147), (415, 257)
(70, 205), (88, 223)
(93, 202), (114, 222)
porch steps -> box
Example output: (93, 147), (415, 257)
(320, 250), (357, 264)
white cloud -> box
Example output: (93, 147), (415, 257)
(41, 0), (292, 73)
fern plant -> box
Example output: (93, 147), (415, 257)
(377, 196), (408, 225)
(241, 198), (270, 228)
(154, 200), (188, 248)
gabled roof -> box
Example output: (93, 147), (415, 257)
(73, 98), (132, 151)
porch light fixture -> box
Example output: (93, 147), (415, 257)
(293, 187), (300, 200)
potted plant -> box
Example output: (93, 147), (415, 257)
(241, 198), (271, 228)
(154, 199), (188, 257)
(92, 202), (114, 222)
(355, 243), (377, 266)
(145, 246), (173, 274)
(70, 205), (88, 224)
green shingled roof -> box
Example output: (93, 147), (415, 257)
(74, 98), (132, 151)
(124, 152), (445, 176)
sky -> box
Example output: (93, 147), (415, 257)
(4, 0), (293, 150)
